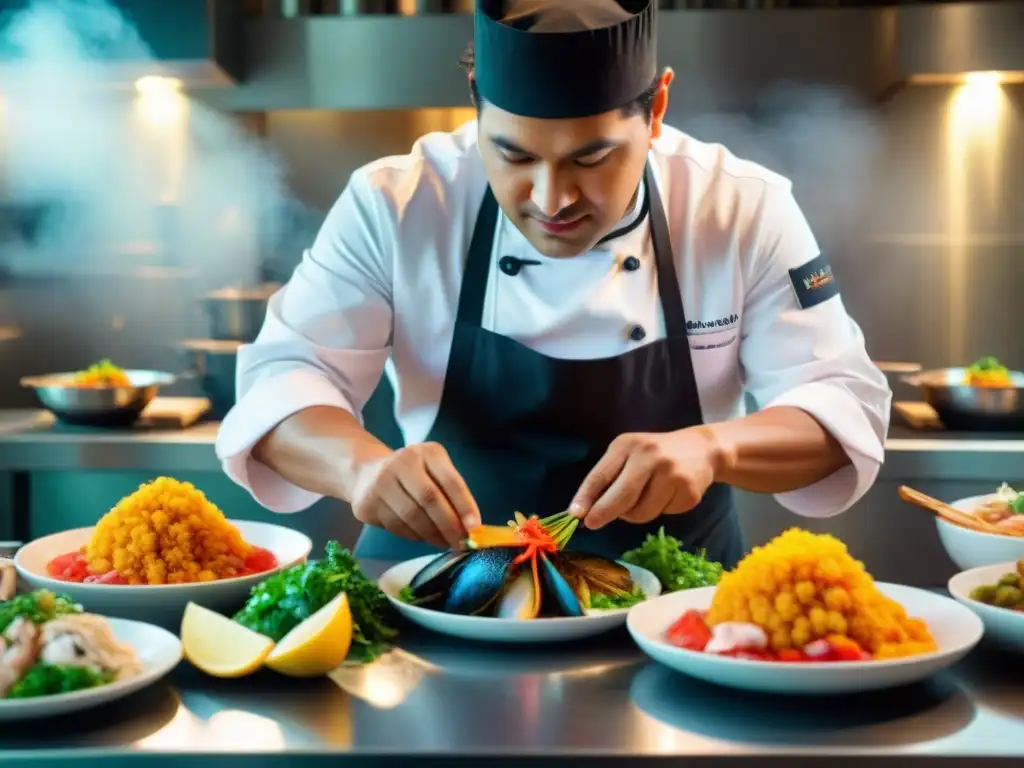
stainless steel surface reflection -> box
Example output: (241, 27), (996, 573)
(0, 569), (1023, 763)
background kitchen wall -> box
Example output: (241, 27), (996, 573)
(0, 2), (1021, 581)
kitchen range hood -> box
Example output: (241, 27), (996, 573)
(897, 1), (1024, 85)
(0, 0), (243, 87)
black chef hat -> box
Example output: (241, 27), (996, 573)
(473, 0), (657, 120)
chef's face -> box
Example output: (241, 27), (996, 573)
(476, 70), (673, 258)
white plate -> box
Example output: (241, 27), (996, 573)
(379, 554), (662, 644)
(0, 616), (181, 721)
(14, 521), (313, 628)
(948, 561), (1024, 652)
(936, 494), (1024, 571)
(627, 583), (982, 695)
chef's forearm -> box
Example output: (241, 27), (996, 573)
(252, 406), (392, 502)
(703, 406), (851, 494)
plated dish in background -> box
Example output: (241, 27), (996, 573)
(20, 360), (178, 427)
(901, 356), (1024, 432)
(627, 529), (983, 694)
(0, 589), (181, 721)
(948, 559), (1024, 653)
(14, 477), (312, 626)
(899, 484), (1024, 571)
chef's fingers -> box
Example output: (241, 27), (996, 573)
(397, 467), (467, 548)
(377, 475), (449, 548)
(663, 483), (703, 516)
(422, 445), (481, 530)
(570, 444), (629, 518)
(583, 455), (647, 530)
(621, 476), (674, 525)
(376, 505), (424, 543)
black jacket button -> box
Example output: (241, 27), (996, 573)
(498, 256), (521, 276)
(622, 256), (640, 272)
(629, 325), (646, 342)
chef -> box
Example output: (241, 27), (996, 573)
(215, 0), (891, 568)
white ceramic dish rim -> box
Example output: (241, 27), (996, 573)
(14, 521), (312, 592)
(937, 492), (1024, 542)
(0, 616), (182, 709)
(627, 582), (983, 670)
(947, 559), (1023, 603)
(380, 554), (662, 624)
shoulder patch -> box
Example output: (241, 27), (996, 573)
(788, 254), (839, 310)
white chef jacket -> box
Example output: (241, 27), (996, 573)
(216, 120), (891, 518)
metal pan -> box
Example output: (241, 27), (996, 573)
(20, 369), (179, 428)
(901, 367), (1024, 432)
(203, 284), (278, 342)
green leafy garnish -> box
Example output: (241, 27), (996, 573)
(0, 590), (81, 634)
(6, 663), (112, 698)
(589, 585), (646, 610)
(397, 586), (419, 605)
(621, 527), (723, 592)
(1012, 494), (1024, 516)
(967, 356), (1008, 375)
(233, 541), (398, 664)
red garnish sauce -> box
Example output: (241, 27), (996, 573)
(45, 546), (278, 585)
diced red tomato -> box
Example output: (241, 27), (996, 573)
(776, 649), (808, 663)
(719, 648), (774, 661)
(665, 610), (712, 652)
(84, 570), (128, 585)
(802, 638), (870, 662)
(243, 547), (278, 574)
(46, 550), (91, 583)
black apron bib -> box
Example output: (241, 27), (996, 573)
(354, 165), (745, 569)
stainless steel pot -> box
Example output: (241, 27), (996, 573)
(901, 367), (1024, 432)
(203, 284), (279, 343)
(20, 370), (178, 428)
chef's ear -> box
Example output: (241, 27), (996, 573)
(650, 68), (674, 141)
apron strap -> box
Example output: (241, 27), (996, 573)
(643, 164), (689, 339)
(455, 185), (500, 327)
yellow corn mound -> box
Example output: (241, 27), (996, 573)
(706, 529), (937, 660)
(85, 477), (253, 585)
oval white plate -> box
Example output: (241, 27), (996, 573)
(937, 494), (1024, 571)
(379, 554), (661, 643)
(627, 583), (983, 695)
(948, 561), (1024, 653)
(15, 521), (313, 628)
(0, 616), (181, 721)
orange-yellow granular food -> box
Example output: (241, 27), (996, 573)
(85, 477), (254, 585)
(705, 529), (937, 660)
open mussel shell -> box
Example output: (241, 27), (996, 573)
(444, 547), (522, 615)
(538, 552), (585, 618)
(409, 550), (471, 603)
(558, 551), (633, 595)
(495, 565), (541, 620)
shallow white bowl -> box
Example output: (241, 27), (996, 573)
(626, 583), (982, 695)
(936, 494), (1024, 570)
(948, 561), (1024, 653)
(14, 521), (312, 628)
(379, 554), (661, 644)
(0, 616), (181, 721)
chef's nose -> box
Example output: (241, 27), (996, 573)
(530, 166), (578, 218)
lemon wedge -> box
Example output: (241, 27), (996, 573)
(181, 601), (275, 678)
(265, 592), (353, 678)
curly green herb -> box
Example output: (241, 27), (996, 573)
(621, 527), (722, 592)
(0, 590), (81, 634)
(7, 664), (112, 699)
(233, 541), (397, 663)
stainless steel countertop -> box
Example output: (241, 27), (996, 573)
(0, 410), (1019, 478)
(0, 563), (1021, 766)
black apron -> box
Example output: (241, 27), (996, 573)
(354, 165), (745, 569)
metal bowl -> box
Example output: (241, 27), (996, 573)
(901, 367), (1024, 431)
(20, 370), (177, 428)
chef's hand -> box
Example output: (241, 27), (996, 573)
(350, 442), (481, 548)
(569, 428), (722, 530)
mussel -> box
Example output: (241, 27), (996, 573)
(405, 544), (634, 620)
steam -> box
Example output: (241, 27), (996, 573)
(0, 0), (297, 289)
(678, 82), (884, 256)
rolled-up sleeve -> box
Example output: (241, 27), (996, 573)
(215, 171), (394, 513)
(739, 185), (891, 518)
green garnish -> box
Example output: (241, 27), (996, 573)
(0, 590), (81, 634)
(967, 356), (1008, 374)
(6, 664), (112, 698)
(397, 585), (422, 605)
(589, 585), (647, 610)
(233, 541), (398, 664)
(621, 527), (723, 592)
(1012, 495), (1024, 515)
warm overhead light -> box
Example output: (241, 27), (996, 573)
(134, 75), (183, 95)
(907, 70), (1024, 86)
